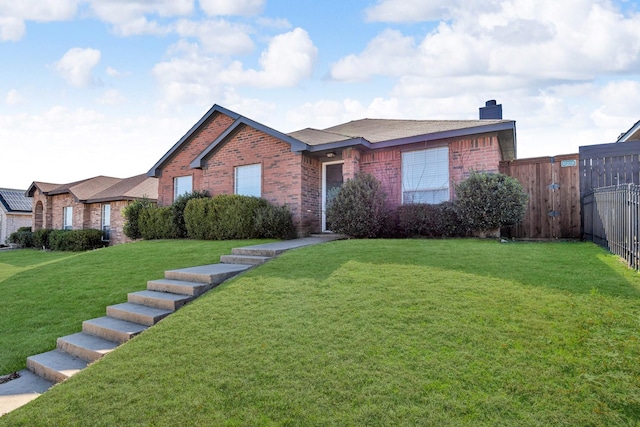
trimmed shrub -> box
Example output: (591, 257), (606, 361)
(8, 230), (34, 247)
(172, 190), (209, 238)
(326, 173), (387, 238)
(48, 229), (105, 251)
(122, 198), (155, 240)
(139, 206), (175, 240)
(33, 228), (54, 249)
(185, 195), (269, 240)
(254, 204), (297, 240)
(397, 201), (465, 238)
(455, 172), (529, 237)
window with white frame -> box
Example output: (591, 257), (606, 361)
(402, 147), (449, 204)
(63, 206), (73, 230)
(102, 204), (111, 241)
(173, 175), (193, 201)
(235, 164), (262, 197)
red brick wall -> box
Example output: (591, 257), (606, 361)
(449, 134), (502, 192)
(301, 154), (321, 233)
(201, 124), (304, 227)
(358, 133), (502, 209)
(157, 113), (236, 206)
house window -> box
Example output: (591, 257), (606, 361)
(402, 147), (449, 204)
(102, 204), (111, 241)
(235, 164), (261, 197)
(63, 207), (73, 230)
(174, 176), (193, 201)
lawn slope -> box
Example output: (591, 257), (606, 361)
(2, 239), (639, 426)
(0, 239), (272, 374)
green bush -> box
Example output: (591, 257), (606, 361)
(254, 204), (297, 240)
(326, 173), (387, 238)
(455, 172), (529, 236)
(122, 198), (155, 240)
(397, 202), (465, 238)
(8, 230), (34, 247)
(185, 195), (269, 240)
(139, 206), (176, 240)
(172, 191), (210, 238)
(48, 229), (105, 251)
(33, 228), (54, 249)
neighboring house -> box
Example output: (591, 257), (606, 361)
(616, 119), (640, 142)
(0, 188), (33, 245)
(148, 101), (517, 235)
(26, 174), (158, 246)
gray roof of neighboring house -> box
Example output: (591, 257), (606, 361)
(617, 119), (640, 142)
(26, 174), (158, 203)
(0, 188), (33, 212)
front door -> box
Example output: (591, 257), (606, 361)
(322, 161), (344, 231)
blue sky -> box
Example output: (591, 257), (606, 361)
(2, 0), (640, 189)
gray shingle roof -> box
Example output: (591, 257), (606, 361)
(0, 188), (33, 212)
(288, 118), (512, 146)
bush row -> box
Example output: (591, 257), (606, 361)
(124, 194), (297, 241)
(327, 172), (528, 239)
(9, 228), (106, 251)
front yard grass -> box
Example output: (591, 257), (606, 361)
(0, 239), (273, 374)
(2, 239), (640, 426)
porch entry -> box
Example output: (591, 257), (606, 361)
(322, 161), (344, 231)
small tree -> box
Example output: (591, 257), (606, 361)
(122, 198), (154, 239)
(455, 172), (529, 237)
(326, 173), (387, 238)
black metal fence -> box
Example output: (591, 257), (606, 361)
(582, 184), (640, 270)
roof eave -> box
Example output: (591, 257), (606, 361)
(148, 104), (241, 177)
(190, 117), (309, 169)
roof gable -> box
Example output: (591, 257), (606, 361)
(0, 188), (32, 212)
(190, 115), (307, 169)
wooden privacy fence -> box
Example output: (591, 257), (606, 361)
(580, 140), (640, 195)
(499, 154), (580, 239)
(582, 184), (640, 271)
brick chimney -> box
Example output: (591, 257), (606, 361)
(479, 100), (502, 120)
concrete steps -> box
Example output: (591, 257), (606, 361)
(18, 262), (256, 389)
(1, 235), (342, 416)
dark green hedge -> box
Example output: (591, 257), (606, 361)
(185, 195), (269, 240)
(139, 206), (176, 240)
(48, 229), (105, 251)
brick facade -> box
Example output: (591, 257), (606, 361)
(151, 105), (511, 235)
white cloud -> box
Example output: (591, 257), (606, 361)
(106, 66), (128, 78)
(173, 19), (254, 54)
(153, 28), (317, 107)
(220, 28), (317, 87)
(365, 0), (501, 22)
(334, 0), (640, 87)
(0, 0), (80, 21)
(53, 47), (102, 87)
(0, 16), (25, 41)
(87, 0), (192, 35)
(0, 106), (195, 187)
(198, 0), (264, 16)
(5, 89), (24, 105)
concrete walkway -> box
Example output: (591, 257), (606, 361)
(0, 234), (343, 417)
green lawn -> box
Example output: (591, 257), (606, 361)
(0, 239), (272, 374)
(2, 239), (640, 426)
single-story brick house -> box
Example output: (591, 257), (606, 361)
(26, 174), (158, 245)
(148, 101), (517, 234)
(0, 188), (33, 245)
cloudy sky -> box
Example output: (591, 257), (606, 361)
(1, 0), (640, 189)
